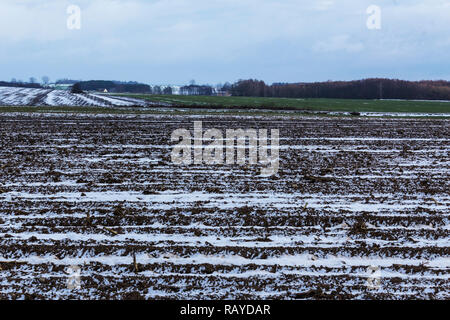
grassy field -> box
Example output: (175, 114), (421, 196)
(1, 105), (449, 118)
(0, 95), (449, 116)
(116, 94), (450, 113)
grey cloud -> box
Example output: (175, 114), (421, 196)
(0, 0), (448, 83)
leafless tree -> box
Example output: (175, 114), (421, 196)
(42, 76), (50, 85)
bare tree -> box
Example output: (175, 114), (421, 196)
(163, 86), (173, 95)
(153, 85), (162, 95)
(71, 83), (84, 94)
(42, 76), (50, 85)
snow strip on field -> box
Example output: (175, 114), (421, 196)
(2, 191), (448, 211)
(1, 253), (449, 270)
(89, 94), (135, 106)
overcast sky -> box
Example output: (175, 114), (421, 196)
(0, 0), (449, 85)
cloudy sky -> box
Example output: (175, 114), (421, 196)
(0, 0), (449, 85)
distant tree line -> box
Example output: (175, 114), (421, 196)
(0, 81), (42, 89)
(151, 85), (173, 95)
(75, 80), (152, 93)
(230, 79), (450, 100)
(4, 77), (449, 100)
(71, 83), (84, 94)
(56, 79), (79, 85)
(180, 85), (214, 96)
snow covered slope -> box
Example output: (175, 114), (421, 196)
(0, 86), (151, 107)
